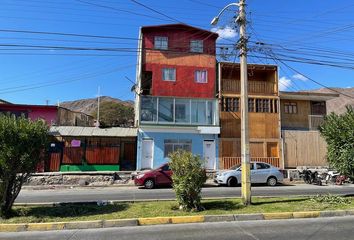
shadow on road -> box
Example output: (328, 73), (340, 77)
(251, 197), (307, 206)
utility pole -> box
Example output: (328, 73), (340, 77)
(238, 0), (251, 205)
(211, 0), (251, 205)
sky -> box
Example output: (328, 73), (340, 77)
(0, 0), (353, 105)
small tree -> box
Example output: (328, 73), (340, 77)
(0, 114), (48, 218)
(319, 106), (354, 178)
(91, 101), (134, 127)
(169, 150), (206, 211)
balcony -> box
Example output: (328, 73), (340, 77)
(309, 115), (325, 130)
(222, 79), (277, 95)
(140, 96), (218, 126)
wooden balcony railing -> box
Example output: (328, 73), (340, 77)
(222, 79), (276, 95)
(221, 157), (280, 169)
(308, 115), (324, 130)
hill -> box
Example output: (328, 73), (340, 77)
(60, 96), (134, 116)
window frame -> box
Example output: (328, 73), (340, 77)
(284, 102), (298, 114)
(154, 36), (168, 50)
(194, 70), (208, 83)
(162, 68), (176, 82)
(164, 139), (192, 158)
(190, 40), (203, 53)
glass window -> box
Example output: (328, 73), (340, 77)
(207, 101), (213, 124)
(190, 40), (203, 53)
(154, 36), (168, 50)
(284, 102), (297, 114)
(162, 68), (176, 81)
(164, 139), (192, 157)
(256, 163), (270, 169)
(175, 99), (190, 123)
(140, 96), (157, 122)
(158, 98), (174, 122)
(195, 70), (208, 83)
(191, 101), (207, 124)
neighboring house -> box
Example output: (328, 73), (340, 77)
(47, 126), (137, 172)
(0, 99), (11, 104)
(134, 23), (220, 170)
(280, 91), (339, 169)
(218, 63), (281, 169)
(0, 103), (94, 126)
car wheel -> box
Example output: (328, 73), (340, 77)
(267, 177), (277, 186)
(227, 177), (238, 187)
(144, 179), (155, 189)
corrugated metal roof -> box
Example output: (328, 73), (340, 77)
(49, 126), (137, 137)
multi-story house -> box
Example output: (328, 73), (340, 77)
(280, 91), (339, 169)
(218, 62), (281, 169)
(134, 24), (220, 170)
(217, 62), (339, 170)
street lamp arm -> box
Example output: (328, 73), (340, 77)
(211, 2), (240, 25)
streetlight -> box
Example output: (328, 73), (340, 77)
(211, 0), (251, 205)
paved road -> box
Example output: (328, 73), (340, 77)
(1, 216), (354, 240)
(16, 184), (354, 204)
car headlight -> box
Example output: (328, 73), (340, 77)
(136, 174), (145, 179)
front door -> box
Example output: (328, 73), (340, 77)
(203, 140), (216, 170)
(141, 139), (153, 169)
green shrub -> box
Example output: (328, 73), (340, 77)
(310, 194), (351, 205)
(0, 114), (48, 218)
(169, 150), (206, 212)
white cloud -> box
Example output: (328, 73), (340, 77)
(279, 76), (292, 91)
(292, 73), (308, 81)
(211, 26), (237, 39)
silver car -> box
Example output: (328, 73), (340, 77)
(214, 162), (284, 187)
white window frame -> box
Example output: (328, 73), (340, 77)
(195, 70), (208, 83)
(154, 36), (168, 50)
(190, 40), (203, 53)
(162, 68), (176, 81)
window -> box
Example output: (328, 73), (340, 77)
(248, 98), (255, 112)
(158, 98), (174, 122)
(256, 163), (270, 169)
(161, 164), (170, 171)
(284, 102), (297, 114)
(162, 68), (176, 81)
(248, 98), (278, 113)
(311, 101), (326, 115)
(190, 40), (203, 53)
(191, 101), (206, 124)
(154, 36), (168, 50)
(140, 96), (157, 122)
(164, 139), (192, 157)
(222, 97), (239, 112)
(195, 70), (208, 83)
(175, 99), (190, 123)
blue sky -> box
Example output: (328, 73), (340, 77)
(0, 0), (353, 105)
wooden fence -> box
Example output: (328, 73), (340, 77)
(221, 157), (280, 170)
(86, 146), (120, 165)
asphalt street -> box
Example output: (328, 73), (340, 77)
(1, 216), (354, 240)
(16, 184), (354, 204)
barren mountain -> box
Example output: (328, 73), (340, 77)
(60, 96), (134, 115)
(311, 87), (354, 114)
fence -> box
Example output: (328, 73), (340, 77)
(221, 157), (280, 169)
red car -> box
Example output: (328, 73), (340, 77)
(134, 163), (172, 189)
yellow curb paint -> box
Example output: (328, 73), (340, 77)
(0, 224), (26, 232)
(27, 222), (65, 231)
(138, 217), (171, 225)
(170, 215), (204, 224)
(263, 212), (293, 220)
(293, 211), (320, 219)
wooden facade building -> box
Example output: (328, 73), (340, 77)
(218, 63), (281, 169)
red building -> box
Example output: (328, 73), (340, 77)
(135, 24), (220, 170)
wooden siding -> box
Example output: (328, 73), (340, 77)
(62, 147), (83, 164)
(48, 152), (61, 172)
(281, 100), (311, 129)
(221, 157), (280, 169)
(222, 79), (276, 95)
(86, 146), (120, 165)
(283, 130), (328, 168)
(220, 112), (279, 139)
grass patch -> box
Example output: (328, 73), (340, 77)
(1, 196), (353, 224)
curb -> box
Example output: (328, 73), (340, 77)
(1, 209), (354, 232)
